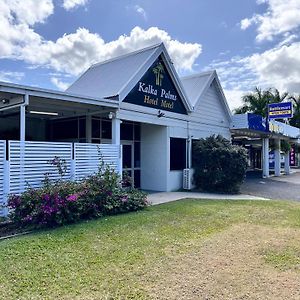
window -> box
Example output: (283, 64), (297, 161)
(170, 138), (186, 170)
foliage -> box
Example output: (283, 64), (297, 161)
(289, 94), (300, 129)
(7, 159), (148, 228)
(192, 135), (248, 193)
(1, 200), (300, 299)
(234, 87), (288, 118)
(280, 140), (291, 154)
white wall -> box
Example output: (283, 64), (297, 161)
(167, 170), (183, 191)
(189, 80), (231, 140)
(140, 124), (168, 191)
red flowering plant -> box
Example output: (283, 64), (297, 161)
(7, 157), (148, 228)
(8, 181), (84, 227)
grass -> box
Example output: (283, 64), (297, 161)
(0, 199), (300, 299)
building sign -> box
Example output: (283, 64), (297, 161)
(124, 56), (187, 114)
(269, 150), (275, 169)
(268, 120), (285, 134)
(268, 102), (293, 119)
(290, 145), (296, 166)
(248, 114), (267, 132)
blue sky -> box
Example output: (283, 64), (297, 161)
(1, 0), (300, 109)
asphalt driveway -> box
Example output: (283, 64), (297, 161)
(241, 169), (300, 201)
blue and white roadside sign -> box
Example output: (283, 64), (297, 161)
(268, 102), (293, 119)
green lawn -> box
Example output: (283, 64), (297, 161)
(0, 199), (300, 299)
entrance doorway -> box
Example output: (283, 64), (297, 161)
(122, 141), (141, 188)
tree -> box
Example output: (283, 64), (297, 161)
(192, 135), (248, 193)
(234, 87), (288, 118)
(289, 95), (300, 128)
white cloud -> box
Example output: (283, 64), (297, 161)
(8, 0), (54, 25)
(223, 89), (249, 111)
(240, 0), (300, 41)
(62, 0), (88, 11)
(206, 41), (300, 110)
(244, 42), (300, 93)
(0, 0), (201, 77)
(17, 26), (202, 75)
(0, 2), (201, 89)
(0, 71), (24, 83)
(134, 5), (147, 20)
(0, 0), (52, 57)
(51, 77), (70, 90)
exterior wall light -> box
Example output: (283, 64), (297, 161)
(157, 110), (165, 118)
(108, 112), (116, 119)
(1, 98), (10, 104)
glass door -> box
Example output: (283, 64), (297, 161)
(122, 141), (140, 188)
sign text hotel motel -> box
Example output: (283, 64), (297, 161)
(268, 102), (293, 119)
(124, 56), (187, 114)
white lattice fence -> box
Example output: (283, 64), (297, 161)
(0, 141), (6, 216)
(9, 141), (72, 195)
(74, 143), (121, 180)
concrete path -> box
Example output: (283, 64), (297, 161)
(147, 191), (268, 206)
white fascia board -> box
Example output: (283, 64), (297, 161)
(192, 71), (232, 120)
(118, 43), (192, 113)
(212, 72), (232, 119)
(159, 45), (193, 113)
(118, 46), (162, 102)
(120, 101), (190, 122)
(192, 71), (215, 111)
(0, 81), (119, 108)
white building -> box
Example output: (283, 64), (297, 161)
(0, 43), (233, 215)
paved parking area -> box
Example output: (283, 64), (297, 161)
(241, 169), (300, 201)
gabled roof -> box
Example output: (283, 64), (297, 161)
(67, 43), (192, 112)
(181, 70), (232, 118)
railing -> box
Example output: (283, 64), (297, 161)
(0, 141), (5, 215)
(0, 141), (122, 216)
(74, 143), (121, 180)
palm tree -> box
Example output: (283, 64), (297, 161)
(234, 87), (288, 118)
(289, 95), (300, 128)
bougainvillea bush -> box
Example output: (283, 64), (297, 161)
(7, 163), (148, 228)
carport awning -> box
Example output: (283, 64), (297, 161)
(231, 113), (300, 141)
(0, 81), (119, 118)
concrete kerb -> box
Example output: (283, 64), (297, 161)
(147, 192), (269, 206)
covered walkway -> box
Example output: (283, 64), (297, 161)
(231, 113), (300, 178)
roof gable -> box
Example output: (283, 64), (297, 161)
(67, 43), (192, 113)
(181, 70), (231, 119)
(67, 44), (160, 99)
(123, 55), (188, 114)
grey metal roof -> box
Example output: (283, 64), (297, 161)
(0, 81), (118, 108)
(67, 44), (161, 99)
(180, 71), (214, 107)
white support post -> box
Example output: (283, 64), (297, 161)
(284, 151), (290, 175)
(20, 104), (26, 142)
(20, 102), (26, 192)
(70, 159), (76, 181)
(262, 137), (269, 178)
(274, 139), (281, 176)
(111, 114), (122, 176)
(112, 116), (121, 145)
(86, 115), (92, 143)
(3, 160), (10, 216)
(187, 137), (192, 169)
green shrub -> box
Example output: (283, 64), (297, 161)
(7, 163), (148, 228)
(192, 135), (248, 193)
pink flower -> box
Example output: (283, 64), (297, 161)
(66, 194), (79, 202)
